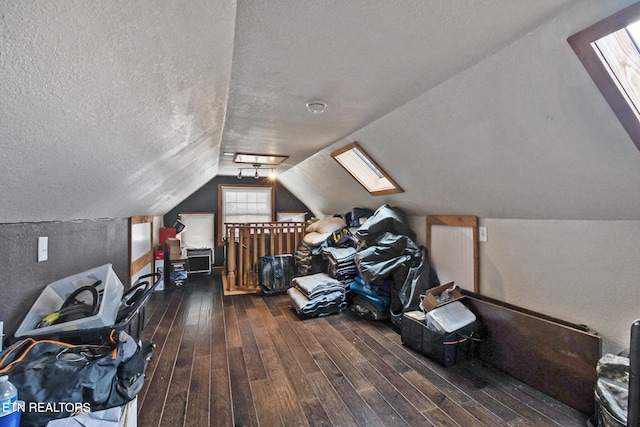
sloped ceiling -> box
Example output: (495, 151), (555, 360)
(1, 1), (235, 222)
(1, 0), (640, 223)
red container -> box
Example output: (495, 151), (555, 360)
(159, 228), (176, 246)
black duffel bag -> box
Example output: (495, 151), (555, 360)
(0, 330), (153, 426)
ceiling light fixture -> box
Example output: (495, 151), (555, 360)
(235, 164), (277, 180)
(306, 101), (326, 114)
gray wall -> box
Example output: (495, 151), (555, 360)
(412, 215), (639, 354)
(163, 176), (312, 265)
(477, 218), (640, 354)
(0, 218), (129, 343)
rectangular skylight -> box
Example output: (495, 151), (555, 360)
(331, 142), (403, 195)
(233, 153), (288, 165)
(568, 2), (640, 151)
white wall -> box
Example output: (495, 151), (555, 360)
(477, 218), (640, 354)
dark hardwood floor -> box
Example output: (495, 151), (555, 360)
(136, 273), (590, 427)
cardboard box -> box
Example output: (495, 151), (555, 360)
(420, 282), (464, 312)
(165, 238), (180, 248)
(165, 238), (182, 260)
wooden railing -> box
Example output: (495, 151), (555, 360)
(224, 222), (307, 294)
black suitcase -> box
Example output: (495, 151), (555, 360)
(258, 255), (294, 295)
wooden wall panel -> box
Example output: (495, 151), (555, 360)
(129, 216), (154, 288)
(463, 292), (601, 415)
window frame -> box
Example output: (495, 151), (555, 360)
(217, 184), (275, 246)
(568, 2), (640, 151)
(330, 141), (403, 196)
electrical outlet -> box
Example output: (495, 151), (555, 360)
(38, 236), (48, 262)
(479, 227), (488, 242)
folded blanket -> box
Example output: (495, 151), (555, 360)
(322, 246), (357, 262)
(287, 287), (346, 317)
(293, 272), (345, 300)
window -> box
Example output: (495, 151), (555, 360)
(331, 142), (403, 195)
(217, 185), (274, 245)
(568, 2), (640, 151)
(276, 211), (307, 222)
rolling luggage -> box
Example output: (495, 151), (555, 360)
(258, 255), (294, 295)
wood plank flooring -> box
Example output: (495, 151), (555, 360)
(136, 273), (590, 426)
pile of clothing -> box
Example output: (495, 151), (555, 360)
(294, 217), (347, 277)
(288, 204), (440, 324)
(348, 275), (391, 320)
(354, 204), (440, 325)
(287, 272), (347, 318)
(322, 246), (358, 285)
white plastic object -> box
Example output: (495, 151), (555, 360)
(426, 301), (476, 333)
(15, 264), (124, 338)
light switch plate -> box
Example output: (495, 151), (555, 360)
(479, 227), (488, 242)
(38, 236), (48, 262)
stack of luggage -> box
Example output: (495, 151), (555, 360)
(287, 273), (347, 318)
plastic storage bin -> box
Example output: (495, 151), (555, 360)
(401, 311), (479, 367)
(426, 300), (476, 333)
(15, 264), (124, 339)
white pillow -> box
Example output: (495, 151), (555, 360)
(303, 232), (330, 246)
(305, 217), (346, 234)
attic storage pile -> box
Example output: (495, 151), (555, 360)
(286, 205), (440, 322)
(0, 265), (159, 426)
(278, 204), (483, 368)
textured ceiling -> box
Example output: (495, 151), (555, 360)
(0, 1), (235, 222)
(217, 0), (582, 174)
(1, 0), (640, 223)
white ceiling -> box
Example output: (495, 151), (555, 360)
(1, 0), (640, 223)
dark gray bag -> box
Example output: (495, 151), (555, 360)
(0, 331), (153, 426)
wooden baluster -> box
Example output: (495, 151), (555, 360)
(284, 224), (290, 254)
(238, 227), (245, 289)
(244, 228), (251, 288)
(260, 227), (266, 258)
(252, 226), (259, 288)
(270, 226), (275, 256)
(226, 226), (236, 292)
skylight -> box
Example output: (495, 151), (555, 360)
(233, 153), (288, 165)
(568, 2), (640, 151)
(331, 142), (403, 196)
